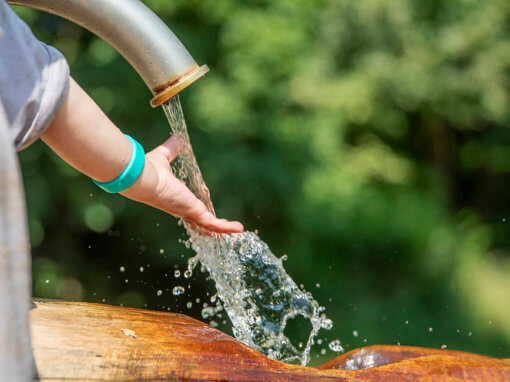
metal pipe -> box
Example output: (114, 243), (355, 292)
(7, 0), (208, 107)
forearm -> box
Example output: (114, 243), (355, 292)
(41, 78), (132, 183)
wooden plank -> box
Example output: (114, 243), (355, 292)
(30, 300), (510, 381)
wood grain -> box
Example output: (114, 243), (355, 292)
(30, 300), (510, 381)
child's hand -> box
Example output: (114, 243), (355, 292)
(121, 135), (244, 234)
(43, 78), (242, 234)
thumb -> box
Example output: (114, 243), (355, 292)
(149, 134), (181, 162)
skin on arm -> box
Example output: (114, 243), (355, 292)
(42, 77), (243, 234)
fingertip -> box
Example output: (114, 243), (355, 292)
(168, 134), (181, 149)
(217, 221), (244, 234)
(231, 221), (244, 233)
(188, 210), (244, 234)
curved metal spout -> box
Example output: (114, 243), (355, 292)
(7, 0), (208, 107)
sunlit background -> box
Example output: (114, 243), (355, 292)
(14, 0), (510, 365)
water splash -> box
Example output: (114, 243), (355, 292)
(162, 96), (333, 365)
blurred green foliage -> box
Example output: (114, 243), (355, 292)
(14, 0), (510, 364)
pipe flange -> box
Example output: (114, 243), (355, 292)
(150, 65), (209, 107)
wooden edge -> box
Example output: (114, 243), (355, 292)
(30, 300), (510, 381)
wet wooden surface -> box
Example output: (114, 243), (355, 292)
(30, 300), (510, 381)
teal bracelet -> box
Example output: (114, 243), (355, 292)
(92, 134), (145, 193)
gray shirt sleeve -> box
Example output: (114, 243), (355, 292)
(0, 1), (70, 151)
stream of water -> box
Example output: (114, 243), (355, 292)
(162, 96), (336, 366)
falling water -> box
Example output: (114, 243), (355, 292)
(162, 96), (333, 365)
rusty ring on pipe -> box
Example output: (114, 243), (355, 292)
(150, 65), (209, 107)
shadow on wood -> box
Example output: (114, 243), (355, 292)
(30, 300), (510, 381)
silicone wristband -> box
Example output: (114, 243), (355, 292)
(92, 134), (145, 193)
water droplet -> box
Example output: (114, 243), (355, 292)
(195, 298), (200, 303)
(428, 327), (433, 333)
(321, 319), (333, 330)
(489, 321), (492, 325)
(320, 348), (326, 355)
(280, 254), (288, 261)
(184, 270), (192, 278)
(468, 331), (472, 336)
(157, 290), (162, 296)
(329, 340), (344, 353)
(45, 279), (49, 284)
(315, 283), (320, 288)
(174, 270), (181, 278)
(159, 249), (164, 254)
(441, 344), (447, 349)
(172, 286), (185, 296)
(298, 342), (303, 348)
(405, 320), (409, 325)
(317, 339), (322, 345)
(352, 330), (359, 337)
(186, 302), (193, 309)
(124, 279), (128, 283)
(139, 267), (144, 272)
(210, 320), (218, 327)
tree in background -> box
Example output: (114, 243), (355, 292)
(15, 0), (510, 362)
